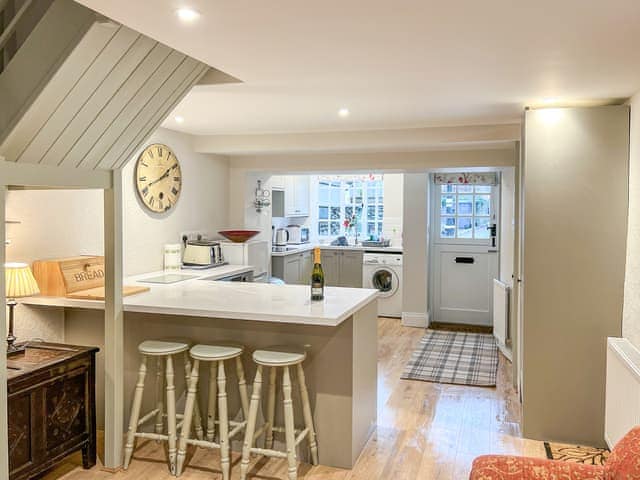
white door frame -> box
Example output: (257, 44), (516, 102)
(428, 173), (501, 325)
(0, 161), (123, 476)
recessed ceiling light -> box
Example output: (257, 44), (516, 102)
(175, 115), (185, 124)
(176, 7), (200, 22)
(338, 108), (350, 118)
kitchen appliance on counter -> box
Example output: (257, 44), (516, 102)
(182, 240), (225, 269)
(286, 225), (309, 245)
(274, 227), (288, 246)
(221, 239), (269, 281)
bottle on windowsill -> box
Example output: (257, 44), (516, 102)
(311, 247), (324, 301)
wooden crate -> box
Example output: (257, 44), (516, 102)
(32, 256), (149, 299)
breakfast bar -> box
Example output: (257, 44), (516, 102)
(21, 270), (379, 469)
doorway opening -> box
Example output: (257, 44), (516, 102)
(428, 172), (501, 329)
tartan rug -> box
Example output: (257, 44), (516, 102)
(401, 330), (498, 386)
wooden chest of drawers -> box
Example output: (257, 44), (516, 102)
(7, 343), (99, 480)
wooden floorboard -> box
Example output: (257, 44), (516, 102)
(41, 318), (545, 479)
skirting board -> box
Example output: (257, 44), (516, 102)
(402, 312), (428, 328)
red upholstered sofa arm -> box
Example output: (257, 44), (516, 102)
(469, 454), (605, 480)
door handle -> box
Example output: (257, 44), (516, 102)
(454, 257), (475, 264)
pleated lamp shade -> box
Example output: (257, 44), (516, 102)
(5, 263), (40, 298)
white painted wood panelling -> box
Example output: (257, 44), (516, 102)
(0, 0), (208, 171)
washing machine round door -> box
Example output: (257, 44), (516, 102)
(371, 268), (399, 298)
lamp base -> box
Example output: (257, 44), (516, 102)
(7, 342), (26, 356)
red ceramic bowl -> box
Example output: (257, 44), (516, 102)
(218, 230), (260, 243)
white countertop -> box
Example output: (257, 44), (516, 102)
(271, 243), (403, 257)
(21, 265), (378, 327)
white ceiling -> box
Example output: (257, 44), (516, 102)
(76, 0), (640, 135)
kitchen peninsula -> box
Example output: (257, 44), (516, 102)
(21, 267), (379, 469)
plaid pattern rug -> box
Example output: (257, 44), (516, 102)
(401, 330), (498, 386)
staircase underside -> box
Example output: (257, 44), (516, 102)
(0, 0), (210, 171)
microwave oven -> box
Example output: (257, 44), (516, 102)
(286, 225), (309, 244)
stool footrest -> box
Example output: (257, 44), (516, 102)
(272, 425), (303, 435)
(295, 428), (309, 446)
(249, 446), (287, 459)
(135, 431), (168, 442)
(229, 421), (246, 439)
(137, 408), (160, 427)
(187, 437), (221, 450)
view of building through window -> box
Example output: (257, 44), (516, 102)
(440, 184), (492, 239)
(317, 175), (384, 240)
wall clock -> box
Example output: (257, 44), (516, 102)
(135, 143), (182, 213)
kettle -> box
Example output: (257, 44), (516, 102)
(274, 228), (289, 246)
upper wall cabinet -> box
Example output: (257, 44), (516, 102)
(284, 176), (310, 217)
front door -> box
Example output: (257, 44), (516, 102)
(430, 181), (500, 326)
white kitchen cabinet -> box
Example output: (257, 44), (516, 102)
(272, 250), (313, 285)
(320, 249), (363, 288)
(270, 175), (286, 190)
(284, 175), (310, 217)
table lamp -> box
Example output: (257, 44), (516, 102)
(5, 262), (40, 355)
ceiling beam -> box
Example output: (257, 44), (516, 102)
(191, 123), (520, 155)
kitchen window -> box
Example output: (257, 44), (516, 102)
(317, 176), (384, 239)
(439, 184), (492, 240)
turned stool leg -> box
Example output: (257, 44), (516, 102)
(282, 366), (298, 480)
(241, 364), (263, 480)
(236, 355), (250, 420)
(166, 355), (178, 474)
(265, 366), (277, 449)
(155, 358), (164, 435)
(176, 359), (200, 476)
(297, 363), (318, 464)
(184, 352), (204, 440)
(218, 361), (230, 480)
(124, 355), (147, 469)
(206, 361), (218, 442)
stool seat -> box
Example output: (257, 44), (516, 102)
(253, 347), (306, 366)
(138, 340), (189, 356)
(190, 344), (243, 361)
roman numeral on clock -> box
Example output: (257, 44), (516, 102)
(139, 176), (147, 182)
(142, 186), (149, 197)
(149, 196), (155, 207)
(171, 187), (179, 195)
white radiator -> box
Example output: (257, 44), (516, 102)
(493, 279), (510, 359)
(605, 337), (640, 448)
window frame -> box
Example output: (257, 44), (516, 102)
(433, 182), (499, 246)
(316, 177), (384, 240)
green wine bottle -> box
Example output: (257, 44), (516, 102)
(311, 247), (324, 301)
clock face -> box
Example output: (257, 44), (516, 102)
(135, 144), (182, 213)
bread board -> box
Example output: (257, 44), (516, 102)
(65, 285), (150, 300)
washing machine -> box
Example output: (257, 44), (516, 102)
(362, 252), (403, 318)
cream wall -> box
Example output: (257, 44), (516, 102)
(623, 92), (640, 348)
(122, 128), (230, 275)
(4, 128), (230, 342)
(401, 174), (429, 327)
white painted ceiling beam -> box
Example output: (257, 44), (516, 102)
(226, 147), (517, 173)
(192, 123), (520, 156)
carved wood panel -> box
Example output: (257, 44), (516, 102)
(8, 393), (31, 472)
(45, 370), (87, 451)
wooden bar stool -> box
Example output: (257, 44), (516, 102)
(176, 344), (250, 479)
(123, 340), (204, 474)
(240, 347), (318, 480)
